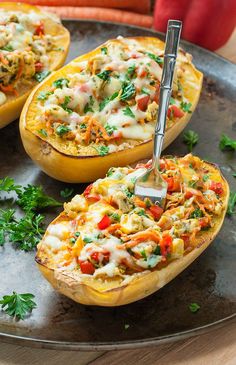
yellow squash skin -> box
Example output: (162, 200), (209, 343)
(36, 161), (229, 306)
(0, 2), (70, 128)
(20, 37), (203, 183)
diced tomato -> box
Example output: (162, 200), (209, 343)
(111, 131), (122, 140)
(165, 177), (181, 192)
(35, 62), (43, 72)
(84, 184), (93, 196)
(137, 95), (150, 111)
(199, 217), (209, 228)
(79, 260), (95, 275)
(159, 159), (166, 171)
(86, 195), (101, 202)
(98, 215), (112, 230)
(34, 22), (44, 36)
(138, 69), (147, 78)
(185, 187), (202, 199)
(167, 105), (185, 119)
(209, 181), (223, 195)
(148, 205), (163, 220)
(160, 235), (172, 257)
(90, 252), (100, 262)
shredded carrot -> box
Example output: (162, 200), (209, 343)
(133, 196), (146, 208)
(0, 83), (18, 96)
(0, 53), (9, 66)
(82, 116), (112, 144)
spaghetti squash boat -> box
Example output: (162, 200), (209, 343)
(36, 154), (229, 306)
(0, 2), (70, 128)
(20, 36), (203, 183)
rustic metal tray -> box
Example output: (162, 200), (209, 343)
(0, 20), (235, 351)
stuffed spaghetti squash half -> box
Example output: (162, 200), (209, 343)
(20, 37), (203, 183)
(0, 2), (70, 128)
(36, 154), (229, 306)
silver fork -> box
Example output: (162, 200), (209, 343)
(134, 20), (182, 207)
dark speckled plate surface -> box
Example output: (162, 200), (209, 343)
(0, 20), (236, 351)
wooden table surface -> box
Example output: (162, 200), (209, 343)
(0, 28), (235, 365)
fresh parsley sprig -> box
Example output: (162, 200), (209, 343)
(189, 302), (200, 313)
(219, 134), (236, 151)
(0, 292), (37, 320)
(60, 188), (74, 199)
(0, 177), (21, 194)
(0, 209), (15, 246)
(183, 130), (199, 152)
(227, 192), (236, 216)
(17, 185), (62, 212)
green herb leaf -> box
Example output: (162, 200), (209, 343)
(0, 292), (36, 320)
(97, 70), (111, 81)
(127, 64), (136, 78)
(0, 177), (21, 194)
(188, 180), (197, 188)
(93, 145), (109, 156)
(99, 91), (118, 111)
(189, 208), (203, 218)
(189, 302), (200, 313)
(9, 213), (45, 251)
(37, 91), (53, 101)
(17, 185), (62, 212)
(110, 213), (120, 222)
(101, 47), (108, 55)
(1, 44), (14, 52)
(38, 129), (47, 137)
(146, 52), (163, 65)
(104, 124), (117, 136)
(34, 71), (51, 83)
(203, 174), (209, 182)
(227, 192), (236, 215)
(180, 101), (192, 113)
(60, 96), (73, 114)
(140, 249), (147, 260)
(233, 173), (236, 178)
(183, 130), (199, 152)
(0, 209), (15, 246)
(219, 134), (236, 151)
(84, 95), (94, 113)
(83, 236), (93, 244)
(123, 106), (135, 118)
(120, 83), (135, 101)
(52, 78), (69, 89)
(60, 188), (74, 198)
(170, 97), (176, 105)
(56, 124), (71, 136)
(124, 189), (133, 198)
(80, 123), (87, 130)
(141, 87), (150, 95)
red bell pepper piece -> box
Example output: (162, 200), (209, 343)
(84, 184), (100, 202)
(167, 105), (185, 119)
(98, 215), (112, 230)
(79, 260), (95, 275)
(34, 22), (44, 36)
(154, 0), (236, 51)
(165, 177), (181, 192)
(137, 95), (150, 111)
(148, 205), (163, 220)
(209, 181), (223, 195)
(160, 235), (172, 257)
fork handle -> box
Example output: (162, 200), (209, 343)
(152, 20), (182, 170)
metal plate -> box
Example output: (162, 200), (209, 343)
(0, 20), (236, 351)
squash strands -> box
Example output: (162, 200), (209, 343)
(36, 155), (229, 306)
(0, 2), (70, 128)
(20, 37), (203, 182)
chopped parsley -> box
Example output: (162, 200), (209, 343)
(60, 96), (73, 114)
(84, 95), (94, 113)
(123, 106), (135, 118)
(203, 174), (209, 182)
(52, 78), (69, 89)
(37, 91), (53, 101)
(38, 129), (47, 137)
(190, 208), (203, 218)
(93, 145), (109, 156)
(56, 124), (71, 136)
(105, 124), (117, 136)
(120, 83), (135, 101)
(188, 180), (197, 188)
(141, 87), (150, 95)
(219, 134), (236, 151)
(127, 64), (136, 79)
(101, 47), (108, 55)
(99, 91), (118, 111)
(227, 192), (236, 215)
(110, 213), (120, 222)
(0, 292), (37, 320)
(124, 188), (133, 198)
(180, 101), (192, 113)
(34, 70), (51, 82)
(140, 249), (147, 260)
(170, 97), (176, 105)
(97, 70), (112, 81)
(0, 177), (21, 194)
(60, 188), (74, 198)
(80, 123), (87, 129)
(189, 302), (200, 313)
(1, 44), (14, 52)
(183, 130), (199, 152)
(83, 236), (93, 244)
(146, 52), (163, 65)
(0, 209), (15, 246)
